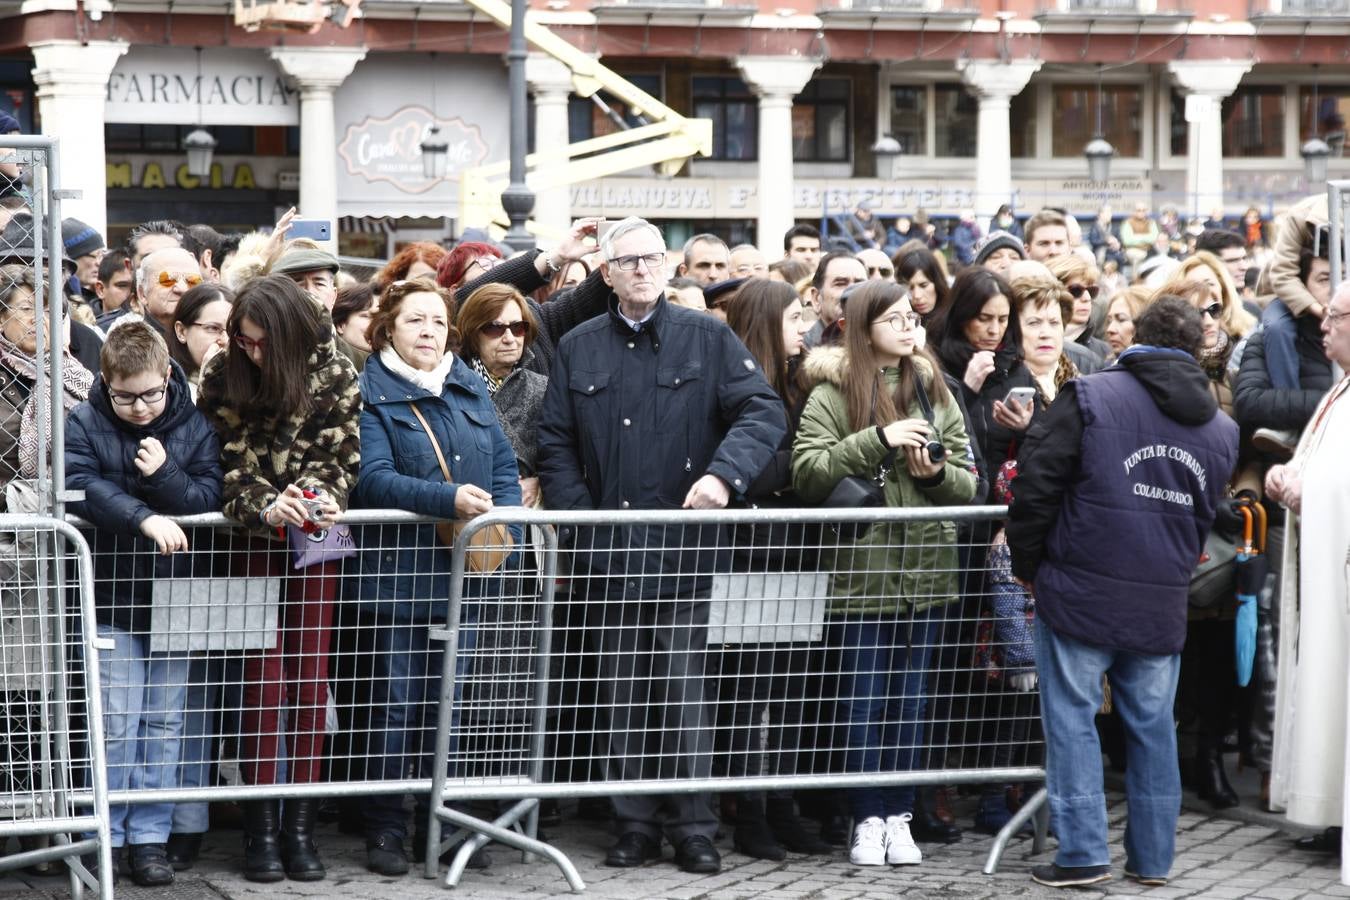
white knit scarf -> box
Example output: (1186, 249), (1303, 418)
(379, 346), (455, 396)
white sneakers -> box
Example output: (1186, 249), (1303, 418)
(849, 815), (923, 866)
(885, 814), (922, 865)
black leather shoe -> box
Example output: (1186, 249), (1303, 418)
(673, 835), (721, 874)
(909, 808), (963, 844)
(604, 832), (661, 868)
(165, 832), (203, 871)
(1295, 826), (1342, 856)
(366, 833), (410, 876)
(128, 843), (175, 887)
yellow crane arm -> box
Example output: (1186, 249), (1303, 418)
(457, 0), (713, 239)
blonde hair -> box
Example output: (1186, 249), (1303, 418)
(1045, 253), (1100, 287)
(1159, 250), (1255, 339)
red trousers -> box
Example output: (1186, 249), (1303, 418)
(238, 541), (337, 786)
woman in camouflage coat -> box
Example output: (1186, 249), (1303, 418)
(198, 275), (361, 884)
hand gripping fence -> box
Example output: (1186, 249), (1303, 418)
(57, 503), (1049, 893)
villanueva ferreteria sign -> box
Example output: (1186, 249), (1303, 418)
(104, 47), (298, 127)
(336, 106), (488, 195)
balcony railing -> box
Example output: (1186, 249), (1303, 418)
(817, 0), (978, 15)
(1250, 0), (1350, 15)
(1036, 0), (1191, 13)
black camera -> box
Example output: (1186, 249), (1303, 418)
(925, 439), (947, 463)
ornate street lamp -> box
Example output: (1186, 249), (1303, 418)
(1084, 66), (1115, 184)
(182, 48), (217, 178)
(420, 126), (449, 180)
(501, 0), (536, 251)
(1303, 68), (1330, 187)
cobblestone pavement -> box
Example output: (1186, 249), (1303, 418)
(2, 788), (1346, 900)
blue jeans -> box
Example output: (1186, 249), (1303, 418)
(1034, 620), (1181, 879)
(832, 607), (939, 822)
(364, 613), (476, 841)
(97, 624), (189, 847)
(171, 655), (247, 834)
(1260, 300), (1300, 391)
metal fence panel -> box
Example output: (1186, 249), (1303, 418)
(63, 505), (1049, 892)
(428, 505), (1048, 889)
(0, 514), (111, 899)
(1, 135), (67, 518)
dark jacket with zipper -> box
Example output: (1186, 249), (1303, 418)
(1231, 316), (1333, 436)
(65, 361), (222, 632)
(1006, 347), (1239, 655)
(536, 291), (786, 598)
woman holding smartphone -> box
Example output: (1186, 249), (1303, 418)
(198, 275), (361, 884)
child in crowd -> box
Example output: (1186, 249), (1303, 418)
(65, 321), (222, 886)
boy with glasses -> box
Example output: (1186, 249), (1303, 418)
(64, 321), (222, 887)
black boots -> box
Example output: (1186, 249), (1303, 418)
(280, 798), (326, 881)
(242, 799), (286, 883)
(733, 796), (786, 861)
(1194, 742), (1239, 809)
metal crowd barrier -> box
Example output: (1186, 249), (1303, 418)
(58, 504), (1048, 893)
(0, 514), (111, 900)
(430, 505), (1048, 890)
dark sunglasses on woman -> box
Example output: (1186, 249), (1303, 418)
(479, 320), (527, 338)
(1066, 283), (1101, 300)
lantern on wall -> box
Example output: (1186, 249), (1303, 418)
(1083, 65), (1115, 184)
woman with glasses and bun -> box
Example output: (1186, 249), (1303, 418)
(197, 274), (361, 884)
(792, 280), (977, 870)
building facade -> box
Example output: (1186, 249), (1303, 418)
(2, 0), (1349, 251)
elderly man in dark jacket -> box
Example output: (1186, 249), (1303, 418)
(1006, 297), (1238, 890)
(537, 216), (786, 875)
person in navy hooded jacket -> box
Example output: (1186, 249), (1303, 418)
(1007, 296), (1238, 890)
(65, 320), (222, 887)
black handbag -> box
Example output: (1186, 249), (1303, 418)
(1188, 528), (1240, 609)
(821, 448), (896, 541)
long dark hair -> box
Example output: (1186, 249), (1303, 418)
(893, 246), (950, 321)
(842, 281), (951, 432)
(220, 275), (326, 417)
(169, 282), (233, 376)
(726, 279), (807, 409)
(931, 267), (1017, 378)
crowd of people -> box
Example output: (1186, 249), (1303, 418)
(0, 147), (1347, 891)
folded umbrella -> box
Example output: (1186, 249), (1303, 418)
(1234, 502), (1268, 687)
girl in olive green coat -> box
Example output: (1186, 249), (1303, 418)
(791, 281), (976, 868)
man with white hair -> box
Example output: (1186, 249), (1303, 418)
(119, 247), (202, 334)
(537, 216), (786, 876)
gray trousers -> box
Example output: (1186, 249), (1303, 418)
(590, 594), (717, 843)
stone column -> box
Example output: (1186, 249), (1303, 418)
(959, 60), (1041, 227)
(270, 47), (367, 244)
(30, 40), (129, 238)
(526, 54), (576, 239)
(1169, 61), (1251, 219)
(735, 56), (821, 251)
